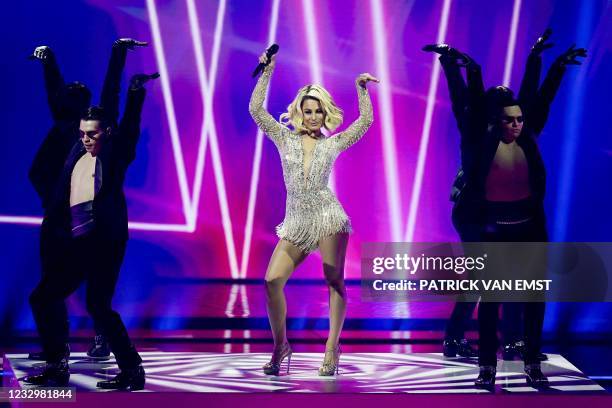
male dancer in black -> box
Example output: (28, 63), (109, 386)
(24, 48), (157, 391)
(424, 30), (586, 388)
(28, 39), (147, 361)
(431, 33), (551, 362)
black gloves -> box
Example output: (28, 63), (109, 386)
(129, 73), (160, 90)
(530, 28), (587, 66)
(531, 28), (554, 56)
(423, 43), (462, 58)
(422, 43), (474, 67)
(556, 44), (587, 66)
(30, 45), (54, 62)
(113, 38), (149, 50)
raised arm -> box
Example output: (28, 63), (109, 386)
(465, 58), (484, 104)
(518, 53), (542, 110)
(248, 54), (285, 148)
(31, 46), (65, 120)
(115, 74), (153, 165)
(333, 73), (377, 152)
(29, 46), (78, 205)
(423, 45), (469, 119)
(529, 44), (587, 135)
(518, 29), (552, 108)
(100, 39), (148, 126)
(463, 56), (487, 140)
(423, 44), (483, 138)
(440, 55), (468, 120)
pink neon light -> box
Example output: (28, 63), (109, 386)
(404, 0), (452, 242)
(370, 0), (403, 241)
(240, 0), (281, 279)
(503, 0), (522, 87)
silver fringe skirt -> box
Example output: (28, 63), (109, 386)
(276, 188), (352, 253)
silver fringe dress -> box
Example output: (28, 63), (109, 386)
(249, 67), (374, 253)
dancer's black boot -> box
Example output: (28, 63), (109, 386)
(525, 364), (549, 389)
(23, 359), (70, 386)
(474, 365), (496, 389)
(97, 365), (145, 391)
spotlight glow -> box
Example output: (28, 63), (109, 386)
(0, 216), (41, 225)
(146, 0), (193, 229)
(370, 0), (403, 241)
(240, 0), (281, 279)
(301, 0), (323, 85)
(185, 0), (240, 279)
(502, 0), (522, 87)
(302, 0), (336, 191)
(404, 0), (452, 242)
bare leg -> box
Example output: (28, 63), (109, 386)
(264, 240), (307, 347)
(318, 232), (349, 349)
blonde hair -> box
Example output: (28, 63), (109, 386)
(279, 84), (343, 133)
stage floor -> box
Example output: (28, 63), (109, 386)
(4, 351), (605, 394)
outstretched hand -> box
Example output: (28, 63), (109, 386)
(531, 28), (554, 56)
(423, 43), (454, 55)
(356, 73), (380, 88)
(422, 43), (472, 66)
(557, 44), (587, 66)
(114, 38), (149, 50)
(129, 72), (160, 90)
(30, 46), (53, 61)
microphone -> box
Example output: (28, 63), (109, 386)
(148, 72), (160, 80)
(252, 44), (279, 78)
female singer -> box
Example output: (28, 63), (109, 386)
(249, 49), (378, 376)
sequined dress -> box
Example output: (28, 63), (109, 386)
(249, 67), (373, 253)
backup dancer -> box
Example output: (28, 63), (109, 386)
(28, 39), (146, 361)
(25, 41), (156, 390)
(425, 30), (586, 388)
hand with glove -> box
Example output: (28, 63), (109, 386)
(556, 44), (587, 66)
(30, 45), (54, 62)
(113, 38), (149, 50)
(129, 73), (160, 90)
(531, 28), (554, 56)
(422, 43), (474, 67)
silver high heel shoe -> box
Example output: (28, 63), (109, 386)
(262, 342), (292, 376)
(318, 345), (341, 376)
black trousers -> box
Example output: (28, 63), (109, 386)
(445, 299), (476, 340)
(445, 301), (523, 343)
(477, 199), (548, 367)
(30, 229), (141, 369)
(39, 226), (103, 337)
(445, 225), (523, 343)
(479, 302), (545, 366)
